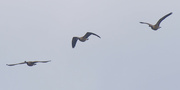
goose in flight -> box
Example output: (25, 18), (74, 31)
(140, 12), (172, 30)
(6, 60), (51, 66)
(72, 32), (101, 48)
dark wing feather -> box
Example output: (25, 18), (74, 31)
(140, 22), (150, 25)
(6, 62), (26, 66)
(83, 32), (101, 38)
(140, 22), (153, 26)
(155, 12), (172, 26)
(72, 37), (78, 48)
(33, 60), (51, 63)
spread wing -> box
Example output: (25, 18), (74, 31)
(155, 12), (172, 26)
(6, 62), (26, 66)
(33, 60), (51, 63)
(83, 32), (101, 38)
(72, 37), (78, 48)
(140, 22), (153, 27)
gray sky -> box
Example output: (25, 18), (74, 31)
(0, 0), (180, 90)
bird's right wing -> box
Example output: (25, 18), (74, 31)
(83, 32), (101, 38)
(72, 37), (78, 48)
(6, 62), (26, 66)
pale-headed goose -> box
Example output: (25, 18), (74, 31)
(72, 32), (101, 48)
(140, 12), (172, 30)
(6, 60), (51, 66)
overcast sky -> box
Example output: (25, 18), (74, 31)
(0, 0), (180, 90)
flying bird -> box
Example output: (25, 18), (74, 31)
(6, 60), (51, 66)
(140, 12), (172, 30)
(72, 32), (101, 48)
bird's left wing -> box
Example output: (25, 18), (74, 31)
(6, 62), (26, 66)
(33, 60), (51, 63)
(156, 12), (172, 26)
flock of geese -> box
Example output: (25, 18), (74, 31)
(6, 12), (172, 67)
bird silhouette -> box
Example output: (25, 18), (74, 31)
(140, 12), (172, 30)
(6, 60), (51, 66)
(72, 32), (101, 48)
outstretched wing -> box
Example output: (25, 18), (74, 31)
(83, 32), (101, 38)
(33, 60), (51, 63)
(72, 37), (78, 48)
(155, 12), (172, 26)
(6, 62), (26, 66)
(140, 22), (153, 27)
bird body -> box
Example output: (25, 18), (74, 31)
(6, 60), (51, 66)
(26, 61), (36, 66)
(140, 12), (172, 30)
(72, 32), (100, 48)
(78, 37), (88, 42)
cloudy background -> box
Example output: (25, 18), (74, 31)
(0, 0), (180, 90)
